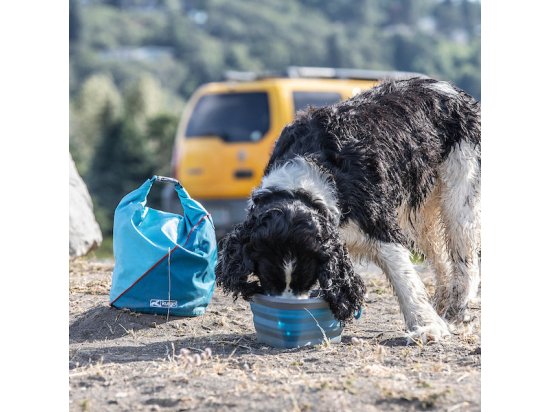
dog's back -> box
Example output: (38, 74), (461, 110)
(265, 78), (480, 244)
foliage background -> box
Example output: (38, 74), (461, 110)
(69, 0), (481, 236)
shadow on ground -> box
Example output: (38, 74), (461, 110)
(69, 305), (178, 343)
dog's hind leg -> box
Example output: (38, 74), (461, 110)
(436, 141), (481, 323)
(412, 186), (455, 312)
(367, 239), (450, 344)
(402, 184), (453, 307)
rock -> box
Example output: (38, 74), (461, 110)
(69, 154), (102, 258)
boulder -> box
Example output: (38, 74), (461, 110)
(69, 154), (103, 258)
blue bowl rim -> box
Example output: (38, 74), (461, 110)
(251, 290), (332, 311)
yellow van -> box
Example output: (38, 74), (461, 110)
(164, 67), (425, 235)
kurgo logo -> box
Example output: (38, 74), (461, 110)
(150, 299), (177, 308)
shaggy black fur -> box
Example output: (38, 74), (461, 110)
(265, 78), (480, 245)
(216, 77), (480, 322)
(216, 186), (365, 321)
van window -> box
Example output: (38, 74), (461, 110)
(293, 91), (342, 113)
(185, 92), (270, 142)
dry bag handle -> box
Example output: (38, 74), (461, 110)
(154, 176), (180, 185)
(151, 175), (190, 202)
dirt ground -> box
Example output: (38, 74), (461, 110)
(69, 258), (481, 412)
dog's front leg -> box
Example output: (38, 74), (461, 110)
(371, 241), (450, 344)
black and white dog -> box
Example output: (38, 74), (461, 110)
(216, 78), (480, 342)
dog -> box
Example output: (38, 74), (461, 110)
(215, 77), (481, 342)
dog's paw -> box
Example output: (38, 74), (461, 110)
(406, 319), (451, 345)
(434, 285), (478, 325)
(439, 305), (475, 325)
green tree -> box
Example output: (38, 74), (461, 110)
(69, 0), (81, 45)
(83, 74), (180, 235)
(146, 113), (179, 178)
(123, 74), (166, 130)
(87, 116), (156, 235)
(70, 73), (123, 175)
(327, 28), (348, 68)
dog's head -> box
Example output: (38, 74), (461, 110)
(215, 188), (365, 321)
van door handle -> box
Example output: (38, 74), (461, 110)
(234, 169), (254, 179)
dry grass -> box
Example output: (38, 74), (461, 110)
(69, 259), (481, 411)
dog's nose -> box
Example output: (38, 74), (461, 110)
(281, 290), (296, 298)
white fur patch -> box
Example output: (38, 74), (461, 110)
(260, 157), (341, 221)
(339, 219), (377, 263)
(283, 258), (295, 293)
(280, 258), (309, 299)
(425, 81), (458, 97)
(438, 140), (481, 310)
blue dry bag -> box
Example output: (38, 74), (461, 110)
(109, 176), (217, 317)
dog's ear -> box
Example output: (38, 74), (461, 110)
(317, 229), (366, 321)
(215, 220), (263, 300)
(248, 188), (274, 211)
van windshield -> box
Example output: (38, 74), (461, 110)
(185, 92), (270, 142)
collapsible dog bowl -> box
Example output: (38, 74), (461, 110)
(250, 291), (343, 349)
